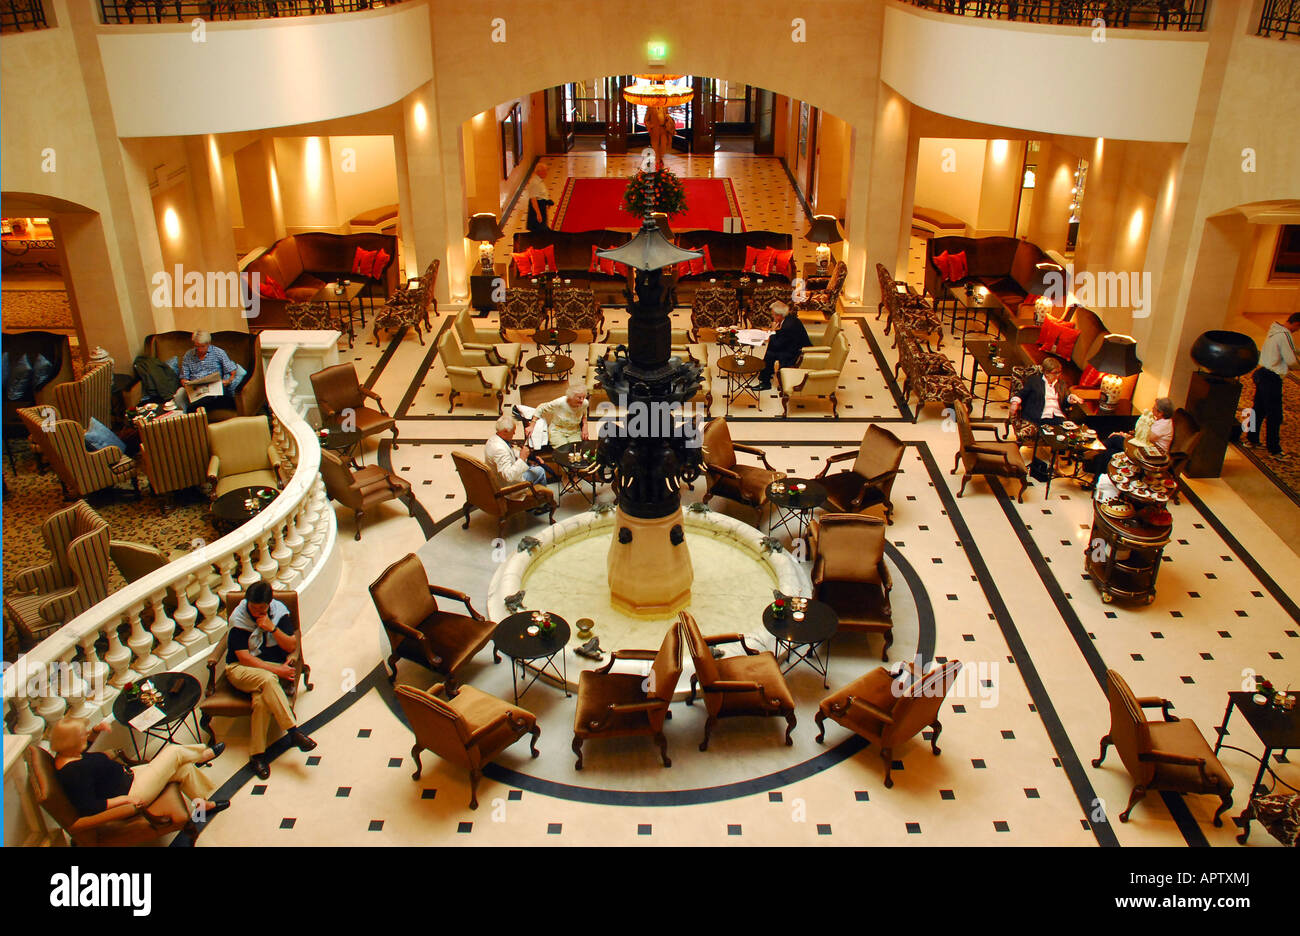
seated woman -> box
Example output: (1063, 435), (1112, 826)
(1082, 397), (1175, 489)
(51, 716), (230, 824)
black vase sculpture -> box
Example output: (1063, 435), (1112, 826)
(1190, 330), (1259, 379)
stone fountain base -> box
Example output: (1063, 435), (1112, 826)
(607, 508), (693, 616)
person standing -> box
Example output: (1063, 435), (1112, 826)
(755, 302), (811, 391)
(1246, 312), (1300, 458)
(526, 164), (552, 234)
(645, 106), (676, 171)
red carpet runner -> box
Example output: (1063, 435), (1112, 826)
(551, 177), (744, 232)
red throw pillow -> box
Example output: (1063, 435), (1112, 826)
(1053, 323), (1080, 359)
(772, 248), (794, 278)
(512, 251), (534, 277)
(743, 245), (763, 274)
(528, 245), (557, 274)
(258, 273), (287, 300)
(1078, 365), (1103, 389)
(948, 250), (968, 281)
(1036, 316), (1064, 351)
(754, 247), (777, 277)
(1038, 317), (1079, 358)
(933, 251), (953, 281)
(370, 248), (391, 278)
(700, 244), (714, 273)
(352, 246), (378, 278)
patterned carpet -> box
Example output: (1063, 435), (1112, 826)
(1235, 371), (1300, 503)
(1, 288), (76, 330)
(2, 444), (211, 660)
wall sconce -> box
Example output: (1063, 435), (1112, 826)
(163, 206), (181, 240)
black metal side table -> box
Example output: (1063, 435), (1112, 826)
(766, 477), (828, 544)
(493, 613), (571, 704)
(763, 598), (838, 688)
(111, 671), (203, 761)
(1212, 690), (1300, 796)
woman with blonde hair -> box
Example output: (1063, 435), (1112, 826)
(50, 717), (229, 822)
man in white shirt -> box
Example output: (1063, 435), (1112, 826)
(485, 414), (548, 500)
(1246, 313), (1300, 457)
(526, 164), (552, 233)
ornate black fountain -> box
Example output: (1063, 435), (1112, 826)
(592, 218), (706, 614)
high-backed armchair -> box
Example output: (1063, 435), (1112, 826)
(1092, 669), (1233, 826)
(4, 501), (111, 648)
(815, 660), (963, 787)
(952, 402), (1027, 502)
(438, 332), (509, 414)
(792, 260), (847, 319)
(396, 683), (539, 809)
(498, 286), (546, 336)
(206, 416), (282, 498)
(137, 410), (210, 510)
(144, 330), (265, 421)
(1167, 407), (1201, 504)
(572, 622), (682, 769)
(701, 418), (784, 514)
(199, 590), (313, 747)
(680, 611), (796, 750)
(809, 513), (893, 658)
(804, 312), (842, 354)
(450, 450), (555, 537)
(320, 448), (413, 540)
(550, 285), (604, 339)
(17, 405), (137, 500)
(52, 362), (112, 429)
(310, 363), (398, 448)
(368, 553), (498, 690)
(454, 308), (521, 372)
(26, 744), (201, 846)
(109, 539), (220, 612)
(816, 424), (906, 522)
(690, 285), (742, 338)
(778, 331), (848, 417)
(749, 283), (792, 329)
(371, 285), (429, 346)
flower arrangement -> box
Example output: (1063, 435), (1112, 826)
(622, 168), (688, 219)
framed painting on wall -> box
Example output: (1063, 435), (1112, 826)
(502, 103), (523, 179)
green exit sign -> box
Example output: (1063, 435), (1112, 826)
(647, 41), (667, 61)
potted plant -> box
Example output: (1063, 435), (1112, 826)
(622, 168), (688, 220)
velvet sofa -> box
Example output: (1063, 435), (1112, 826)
(672, 230), (794, 305)
(1016, 303), (1137, 406)
(242, 232), (399, 331)
(509, 230), (633, 306)
(130, 330), (266, 421)
(924, 235), (1055, 318)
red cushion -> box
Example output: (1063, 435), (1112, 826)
(258, 273), (287, 300)
(772, 248), (794, 278)
(743, 245), (762, 274)
(1037, 317), (1080, 359)
(933, 251), (953, 281)
(948, 250), (968, 281)
(352, 246), (378, 278)
(529, 245), (557, 274)
(1078, 365), (1103, 389)
(754, 247), (777, 277)
(589, 245), (603, 274)
(512, 251), (535, 277)
(370, 248), (391, 279)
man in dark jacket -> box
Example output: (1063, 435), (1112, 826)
(756, 302), (810, 391)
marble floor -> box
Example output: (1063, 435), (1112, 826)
(190, 156), (1297, 847)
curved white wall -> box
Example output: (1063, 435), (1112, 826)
(881, 3), (1207, 142)
(97, 4), (433, 137)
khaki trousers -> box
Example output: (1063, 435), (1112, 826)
(128, 743), (215, 806)
(224, 662), (297, 755)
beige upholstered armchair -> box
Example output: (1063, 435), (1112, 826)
(396, 683), (539, 809)
(1092, 669), (1234, 826)
(3, 501), (111, 648)
(815, 660), (963, 788)
(779, 331), (848, 417)
(438, 332), (510, 414)
(454, 308), (521, 371)
(137, 409), (210, 511)
(804, 312), (842, 354)
(206, 415), (283, 498)
(18, 405), (137, 500)
(52, 362), (113, 429)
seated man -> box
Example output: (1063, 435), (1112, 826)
(51, 716), (229, 823)
(180, 330), (238, 414)
(527, 382), (589, 451)
(224, 581), (317, 779)
(1007, 356), (1081, 429)
(1083, 396), (1175, 487)
(755, 301), (810, 391)
(486, 413), (551, 509)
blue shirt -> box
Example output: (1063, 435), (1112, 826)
(180, 345), (236, 384)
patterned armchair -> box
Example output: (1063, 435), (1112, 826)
(792, 260), (846, 319)
(551, 286), (604, 339)
(895, 333), (972, 423)
(1008, 363), (1043, 445)
(18, 405), (137, 499)
(690, 285), (741, 338)
(52, 362), (112, 430)
(3, 501), (111, 648)
(137, 409), (211, 510)
(372, 265), (432, 346)
(286, 301), (340, 333)
(498, 287), (547, 337)
(749, 283), (793, 329)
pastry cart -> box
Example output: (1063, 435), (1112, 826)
(1084, 441), (1175, 605)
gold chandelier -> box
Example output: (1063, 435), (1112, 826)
(623, 74), (694, 108)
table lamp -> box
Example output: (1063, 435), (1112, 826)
(467, 213), (503, 273)
(1088, 334), (1142, 413)
(804, 215), (843, 275)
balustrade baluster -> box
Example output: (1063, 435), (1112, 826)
(125, 601), (162, 676)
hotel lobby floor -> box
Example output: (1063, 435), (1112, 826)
(187, 304), (1298, 847)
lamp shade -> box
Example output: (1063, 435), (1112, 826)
(805, 215), (843, 246)
(1028, 260), (1065, 300)
(466, 213), (502, 242)
(597, 219), (700, 271)
(1088, 334), (1142, 377)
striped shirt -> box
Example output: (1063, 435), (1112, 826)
(180, 345), (236, 383)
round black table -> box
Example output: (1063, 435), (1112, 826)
(766, 477), (828, 544)
(211, 485), (277, 535)
(493, 613), (571, 703)
(552, 440), (602, 505)
(763, 598), (838, 688)
(531, 327), (578, 356)
(111, 671), (203, 761)
(319, 427), (363, 467)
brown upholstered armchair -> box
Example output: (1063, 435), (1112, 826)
(26, 744), (202, 846)
(816, 424), (905, 523)
(952, 401), (1027, 502)
(1167, 407), (1201, 504)
(199, 591), (313, 747)
(320, 449), (413, 540)
(369, 553), (498, 690)
(498, 286), (547, 337)
(396, 683), (539, 809)
(451, 450), (555, 537)
(815, 660), (963, 788)
(701, 418), (784, 514)
(572, 623), (682, 769)
(310, 363), (397, 448)
(690, 285), (742, 339)
(1092, 669), (1233, 826)
(809, 513), (894, 659)
(680, 611), (796, 750)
